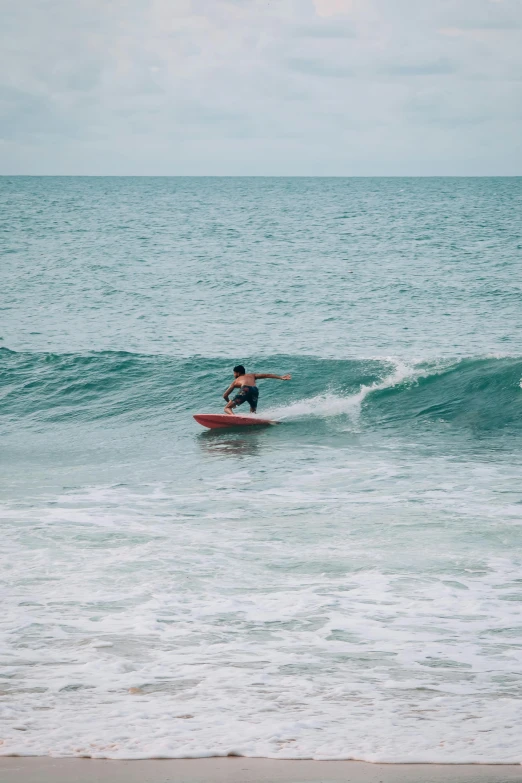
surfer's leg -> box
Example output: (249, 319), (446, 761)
(248, 386), (259, 414)
(226, 387), (247, 414)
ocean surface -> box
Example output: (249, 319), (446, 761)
(1, 176), (522, 762)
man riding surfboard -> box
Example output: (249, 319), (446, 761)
(223, 365), (291, 415)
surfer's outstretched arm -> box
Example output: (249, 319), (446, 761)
(255, 373), (292, 381)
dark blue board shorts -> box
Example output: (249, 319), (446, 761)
(231, 385), (259, 412)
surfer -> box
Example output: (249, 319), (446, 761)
(223, 365), (291, 415)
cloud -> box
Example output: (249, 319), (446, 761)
(0, 0), (521, 174)
(435, 0), (522, 30)
(313, 0), (357, 17)
(294, 21), (356, 39)
(286, 58), (354, 79)
(379, 58), (457, 77)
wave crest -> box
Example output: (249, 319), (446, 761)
(1, 349), (521, 437)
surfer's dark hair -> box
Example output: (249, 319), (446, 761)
(233, 365), (246, 375)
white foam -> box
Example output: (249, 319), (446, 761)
(1, 452), (522, 763)
(266, 361), (419, 421)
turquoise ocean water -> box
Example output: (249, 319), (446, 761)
(1, 177), (522, 761)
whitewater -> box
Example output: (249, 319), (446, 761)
(1, 176), (522, 762)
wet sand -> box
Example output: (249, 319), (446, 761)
(0, 757), (521, 783)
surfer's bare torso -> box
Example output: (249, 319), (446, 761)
(229, 372), (258, 389)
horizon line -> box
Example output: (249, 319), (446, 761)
(1, 174), (521, 178)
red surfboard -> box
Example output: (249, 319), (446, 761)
(193, 413), (278, 430)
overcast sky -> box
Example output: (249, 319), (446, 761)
(1, 0), (521, 175)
